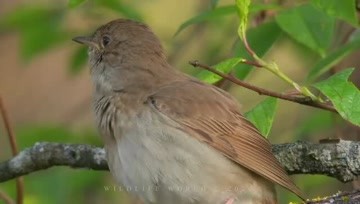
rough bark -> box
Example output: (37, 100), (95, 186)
(1, 140), (360, 203)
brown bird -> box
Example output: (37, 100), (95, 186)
(73, 19), (305, 204)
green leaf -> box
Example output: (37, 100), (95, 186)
(69, 47), (88, 74)
(311, 0), (358, 26)
(174, 5), (236, 36)
(314, 68), (360, 126)
(245, 97), (278, 137)
(235, 0), (251, 40)
(308, 37), (360, 81)
(234, 21), (282, 79)
(68, 0), (87, 8)
(275, 3), (335, 56)
(196, 58), (242, 84)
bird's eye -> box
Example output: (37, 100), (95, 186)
(102, 36), (111, 47)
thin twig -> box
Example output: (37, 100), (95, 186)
(0, 190), (14, 204)
(0, 97), (23, 204)
(0, 99), (18, 155)
(242, 33), (256, 58)
(189, 60), (337, 113)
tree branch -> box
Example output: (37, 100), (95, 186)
(272, 139), (360, 182)
(1, 140), (360, 183)
(0, 142), (108, 183)
(306, 190), (360, 204)
(2, 140), (360, 202)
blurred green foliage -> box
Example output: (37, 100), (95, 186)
(311, 0), (358, 26)
(295, 111), (334, 140)
(68, 0), (87, 8)
(0, 7), (67, 61)
(175, 5), (237, 36)
(70, 47), (89, 74)
(308, 36), (360, 81)
(15, 125), (101, 148)
(1, 0), (360, 203)
(275, 4), (335, 57)
(0, 0), (142, 68)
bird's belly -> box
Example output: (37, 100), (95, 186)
(104, 112), (276, 204)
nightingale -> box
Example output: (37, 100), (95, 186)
(73, 19), (305, 204)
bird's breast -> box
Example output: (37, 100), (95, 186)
(96, 102), (275, 203)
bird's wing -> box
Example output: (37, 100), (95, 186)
(146, 79), (305, 200)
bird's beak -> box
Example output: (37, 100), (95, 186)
(72, 36), (100, 50)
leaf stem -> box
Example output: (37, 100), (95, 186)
(0, 97), (24, 204)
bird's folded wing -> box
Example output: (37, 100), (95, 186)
(147, 79), (305, 200)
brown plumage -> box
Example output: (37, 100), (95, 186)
(73, 19), (305, 204)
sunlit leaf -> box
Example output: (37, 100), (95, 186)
(196, 58), (242, 84)
(311, 0), (358, 26)
(245, 97), (278, 137)
(275, 3), (335, 56)
(314, 68), (360, 126)
(235, 0), (251, 40)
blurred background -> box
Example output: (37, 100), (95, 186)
(0, 0), (359, 203)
